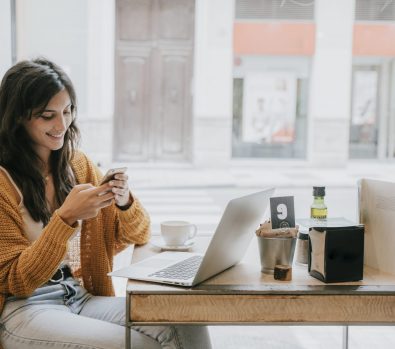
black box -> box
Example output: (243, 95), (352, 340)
(308, 225), (364, 283)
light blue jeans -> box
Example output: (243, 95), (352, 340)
(0, 278), (212, 349)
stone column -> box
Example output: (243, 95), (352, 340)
(192, 0), (234, 166)
(81, 0), (115, 165)
(308, 0), (355, 166)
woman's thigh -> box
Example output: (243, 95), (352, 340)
(80, 296), (212, 349)
(80, 296), (175, 348)
(0, 303), (160, 349)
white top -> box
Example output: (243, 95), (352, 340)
(0, 166), (79, 266)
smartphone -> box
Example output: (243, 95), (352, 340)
(99, 167), (128, 185)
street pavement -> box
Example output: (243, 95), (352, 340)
(118, 161), (395, 190)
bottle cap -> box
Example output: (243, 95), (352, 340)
(313, 186), (325, 197)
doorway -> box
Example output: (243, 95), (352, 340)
(114, 0), (195, 162)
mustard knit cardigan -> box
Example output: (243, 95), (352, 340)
(0, 152), (150, 320)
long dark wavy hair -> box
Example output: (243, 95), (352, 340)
(0, 58), (80, 225)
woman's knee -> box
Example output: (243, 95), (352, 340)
(173, 326), (212, 349)
(133, 325), (212, 349)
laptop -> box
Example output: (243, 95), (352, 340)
(109, 188), (275, 287)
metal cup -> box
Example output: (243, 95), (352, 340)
(257, 236), (297, 274)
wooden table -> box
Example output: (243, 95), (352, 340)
(125, 237), (395, 349)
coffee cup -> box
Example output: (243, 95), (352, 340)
(160, 220), (197, 246)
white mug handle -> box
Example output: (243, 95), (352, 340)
(189, 224), (197, 239)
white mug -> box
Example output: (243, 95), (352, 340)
(160, 220), (197, 246)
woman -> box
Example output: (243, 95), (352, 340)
(0, 58), (212, 349)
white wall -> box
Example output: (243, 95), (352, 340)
(0, 0), (12, 78)
(16, 0), (89, 113)
(308, 0), (355, 166)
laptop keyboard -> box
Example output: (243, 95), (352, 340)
(149, 255), (203, 280)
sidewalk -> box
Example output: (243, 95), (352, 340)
(112, 161), (395, 189)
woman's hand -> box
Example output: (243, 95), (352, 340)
(58, 183), (115, 226)
(108, 173), (133, 208)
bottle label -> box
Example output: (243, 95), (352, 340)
(311, 207), (328, 219)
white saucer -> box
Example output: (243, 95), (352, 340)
(150, 237), (195, 251)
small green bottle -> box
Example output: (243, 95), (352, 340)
(310, 186), (327, 220)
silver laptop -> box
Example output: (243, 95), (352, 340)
(109, 188), (275, 287)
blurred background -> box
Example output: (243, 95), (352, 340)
(1, 0), (395, 348)
(1, 0), (395, 166)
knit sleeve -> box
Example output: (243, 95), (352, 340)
(72, 152), (151, 251)
(100, 188), (151, 254)
(0, 201), (78, 297)
(114, 197), (151, 245)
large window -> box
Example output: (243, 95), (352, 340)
(232, 57), (310, 158)
(232, 0), (314, 159)
(349, 65), (379, 158)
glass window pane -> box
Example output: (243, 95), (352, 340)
(349, 67), (379, 159)
(232, 57), (309, 158)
